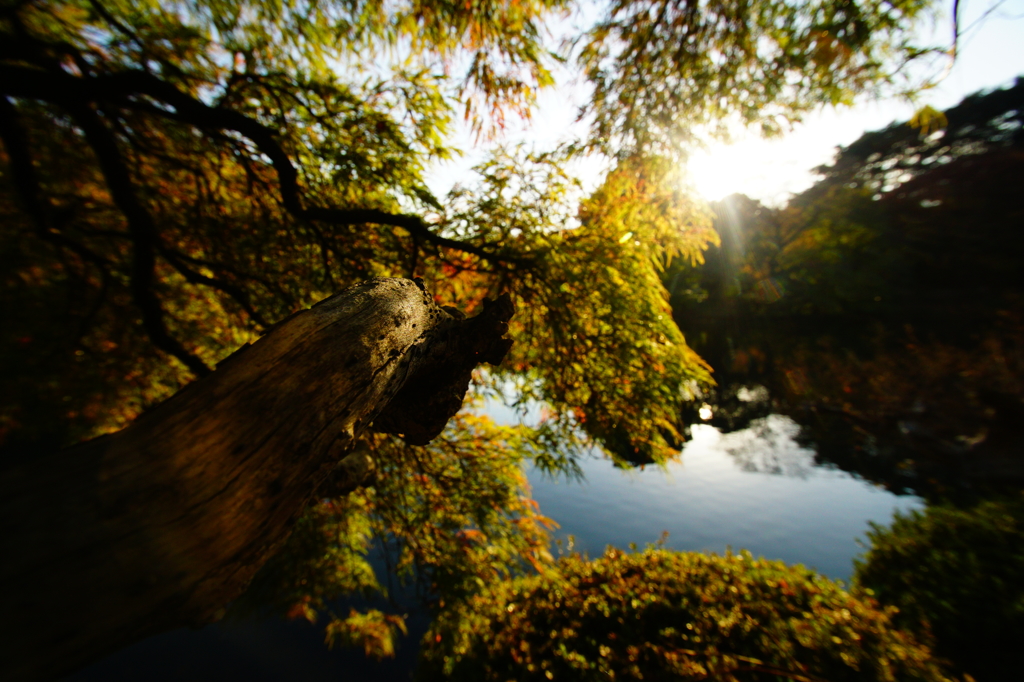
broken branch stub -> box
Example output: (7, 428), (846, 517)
(373, 289), (515, 445)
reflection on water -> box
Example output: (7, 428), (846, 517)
(529, 417), (921, 582)
(718, 414), (816, 477)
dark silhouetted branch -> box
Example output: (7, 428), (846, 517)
(0, 96), (114, 339)
(66, 101), (212, 376)
(158, 246), (270, 328)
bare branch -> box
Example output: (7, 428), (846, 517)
(163, 249), (295, 305)
(952, 0), (961, 62)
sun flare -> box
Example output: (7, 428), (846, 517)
(686, 146), (744, 202)
(682, 116), (883, 206)
(684, 133), (819, 205)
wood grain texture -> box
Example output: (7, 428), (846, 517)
(0, 277), (513, 681)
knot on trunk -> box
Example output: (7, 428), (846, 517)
(372, 293), (515, 445)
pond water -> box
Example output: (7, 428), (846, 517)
(69, 410), (918, 681)
(529, 416), (921, 582)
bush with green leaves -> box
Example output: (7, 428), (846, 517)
(854, 497), (1024, 681)
(420, 547), (955, 681)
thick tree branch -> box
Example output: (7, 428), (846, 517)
(373, 287), (515, 444)
(1, 278), (515, 681)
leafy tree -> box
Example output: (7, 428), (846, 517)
(1, 0), (943, 676)
(820, 77), (1024, 191)
(579, 0), (934, 155)
(0, 0), (568, 457)
(789, 77), (1024, 322)
(420, 546), (957, 681)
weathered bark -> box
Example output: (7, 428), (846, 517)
(0, 277), (513, 681)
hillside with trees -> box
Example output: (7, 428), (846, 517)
(664, 80), (1024, 498)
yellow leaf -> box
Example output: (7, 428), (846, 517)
(908, 105), (948, 136)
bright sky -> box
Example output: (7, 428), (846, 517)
(427, 0), (1024, 208)
(688, 0), (1024, 205)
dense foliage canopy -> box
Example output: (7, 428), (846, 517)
(581, 0), (933, 154)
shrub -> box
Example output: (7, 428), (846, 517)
(854, 497), (1024, 681)
(420, 547), (955, 681)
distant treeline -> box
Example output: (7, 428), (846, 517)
(667, 80), (1024, 500)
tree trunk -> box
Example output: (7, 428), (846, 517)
(0, 277), (514, 681)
